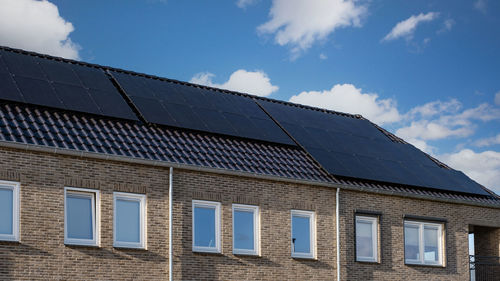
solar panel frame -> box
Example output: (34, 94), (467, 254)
(111, 71), (295, 145)
(256, 99), (490, 196)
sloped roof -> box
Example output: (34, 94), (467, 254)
(0, 45), (497, 202)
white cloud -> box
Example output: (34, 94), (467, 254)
(258, 0), (367, 59)
(382, 12), (439, 42)
(437, 19), (455, 34)
(397, 101), (500, 142)
(475, 134), (500, 147)
(319, 53), (328, 60)
(0, 0), (80, 59)
(474, 0), (487, 14)
(396, 120), (474, 141)
(495, 91), (500, 105)
(190, 69), (279, 97)
(439, 149), (500, 193)
(289, 84), (401, 125)
(236, 0), (258, 9)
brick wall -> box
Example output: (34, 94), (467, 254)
(0, 147), (170, 280)
(172, 169), (337, 281)
(340, 189), (500, 281)
(1, 146), (500, 281)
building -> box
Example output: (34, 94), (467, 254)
(0, 46), (499, 281)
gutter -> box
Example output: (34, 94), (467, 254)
(336, 188), (340, 281)
(169, 167), (173, 281)
(0, 140), (499, 209)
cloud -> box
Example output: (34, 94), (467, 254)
(396, 101), (500, 141)
(289, 84), (401, 125)
(319, 53), (328, 60)
(382, 12), (439, 42)
(495, 91), (500, 105)
(437, 19), (455, 34)
(190, 69), (279, 97)
(475, 134), (500, 147)
(0, 0), (80, 59)
(474, 0), (487, 14)
(258, 0), (367, 59)
(236, 0), (258, 9)
(439, 149), (500, 193)
(396, 120), (474, 141)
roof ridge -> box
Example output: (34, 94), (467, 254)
(0, 45), (360, 120)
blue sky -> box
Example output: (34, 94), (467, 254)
(0, 0), (499, 192)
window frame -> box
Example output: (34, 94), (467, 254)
(64, 187), (100, 247)
(0, 180), (20, 242)
(232, 204), (260, 256)
(355, 215), (379, 263)
(113, 192), (147, 249)
(404, 220), (444, 266)
(290, 209), (316, 259)
(192, 200), (221, 253)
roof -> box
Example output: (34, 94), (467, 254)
(0, 102), (331, 182)
(0, 45), (498, 204)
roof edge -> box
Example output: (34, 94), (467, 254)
(0, 140), (498, 209)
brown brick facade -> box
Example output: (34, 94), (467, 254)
(1, 146), (500, 280)
(340, 189), (500, 281)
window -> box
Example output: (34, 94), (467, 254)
(64, 187), (100, 246)
(356, 215), (379, 262)
(0, 180), (20, 242)
(192, 200), (221, 253)
(232, 204), (259, 255)
(404, 221), (444, 266)
(291, 210), (316, 259)
(113, 192), (146, 249)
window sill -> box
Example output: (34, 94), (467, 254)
(114, 245), (147, 251)
(65, 242), (100, 248)
(292, 255), (317, 261)
(356, 260), (380, 264)
(233, 252), (260, 257)
(405, 262), (445, 268)
(192, 250), (224, 256)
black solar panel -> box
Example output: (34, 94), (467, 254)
(110, 71), (295, 145)
(257, 99), (490, 196)
(0, 50), (137, 121)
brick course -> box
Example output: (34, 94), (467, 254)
(1, 146), (500, 280)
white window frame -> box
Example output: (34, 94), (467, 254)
(192, 200), (221, 253)
(232, 204), (260, 256)
(291, 210), (316, 259)
(404, 221), (444, 266)
(113, 192), (147, 249)
(0, 180), (20, 242)
(355, 215), (379, 262)
(64, 187), (100, 247)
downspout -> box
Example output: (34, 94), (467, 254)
(169, 167), (173, 281)
(336, 187), (341, 281)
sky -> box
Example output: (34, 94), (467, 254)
(0, 0), (499, 193)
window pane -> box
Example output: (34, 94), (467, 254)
(0, 189), (13, 235)
(405, 225), (420, 261)
(292, 215), (311, 253)
(234, 210), (254, 250)
(356, 220), (373, 258)
(424, 227), (439, 262)
(116, 199), (140, 243)
(194, 206), (216, 247)
(67, 194), (93, 239)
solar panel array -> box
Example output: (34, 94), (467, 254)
(0, 50), (137, 120)
(110, 71), (294, 145)
(0, 47), (491, 196)
(256, 99), (490, 196)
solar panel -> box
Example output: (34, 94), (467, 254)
(0, 50), (137, 120)
(256, 99), (490, 196)
(110, 71), (295, 145)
